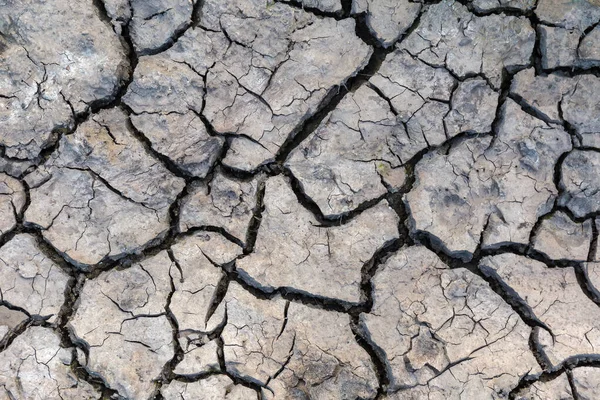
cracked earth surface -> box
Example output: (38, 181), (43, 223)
(1, 0), (600, 398)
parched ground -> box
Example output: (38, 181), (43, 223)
(1, 0), (600, 398)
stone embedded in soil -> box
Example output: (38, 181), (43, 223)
(69, 251), (175, 399)
(0, 0), (129, 160)
(236, 175), (399, 303)
(0, 234), (70, 322)
(0, 326), (101, 400)
(361, 246), (538, 398)
(209, 282), (379, 399)
(24, 108), (185, 267)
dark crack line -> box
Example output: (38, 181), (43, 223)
(151, 250), (185, 396)
(7, 2), (600, 400)
(509, 354), (600, 399)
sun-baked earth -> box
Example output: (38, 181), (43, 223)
(1, 0), (600, 398)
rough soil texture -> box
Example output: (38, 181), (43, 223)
(1, 0), (600, 399)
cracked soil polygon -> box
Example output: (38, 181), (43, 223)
(3, 0), (600, 398)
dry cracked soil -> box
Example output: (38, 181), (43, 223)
(1, 0), (600, 399)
